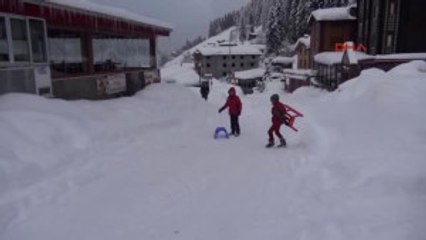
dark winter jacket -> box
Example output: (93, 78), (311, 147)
(271, 101), (288, 125)
(219, 88), (242, 116)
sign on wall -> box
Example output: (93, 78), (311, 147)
(97, 73), (126, 95)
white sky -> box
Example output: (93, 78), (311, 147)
(91, 0), (250, 54)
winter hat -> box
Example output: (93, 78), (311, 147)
(228, 87), (236, 94)
(270, 94), (279, 102)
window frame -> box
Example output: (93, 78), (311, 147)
(0, 13), (49, 66)
(28, 17), (49, 64)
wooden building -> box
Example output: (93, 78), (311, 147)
(309, 5), (358, 59)
(357, 0), (426, 55)
(292, 35), (312, 69)
(0, 0), (172, 99)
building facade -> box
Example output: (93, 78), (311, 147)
(0, 0), (172, 99)
(357, 0), (426, 55)
(193, 46), (262, 79)
(309, 6), (358, 59)
(293, 35), (312, 69)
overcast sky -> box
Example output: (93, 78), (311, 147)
(91, 0), (250, 54)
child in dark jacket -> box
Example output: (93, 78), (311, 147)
(266, 94), (289, 147)
(218, 87), (242, 136)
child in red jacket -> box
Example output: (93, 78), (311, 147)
(219, 87), (242, 136)
(266, 94), (289, 148)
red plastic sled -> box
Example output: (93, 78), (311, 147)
(283, 104), (303, 132)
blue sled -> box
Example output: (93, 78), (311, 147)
(214, 127), (229, 139)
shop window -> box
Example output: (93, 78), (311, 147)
(11, 18), (30, 62)
(93, 38), (150, 72)
(29, 19), (47, 63)
(0, 17), (9, 61)
(49, 33), (83, 75)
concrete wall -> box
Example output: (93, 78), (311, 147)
(53, 70), (148, 100)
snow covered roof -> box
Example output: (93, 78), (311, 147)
(374, 53), (426, 60)
(283, 69), (317, 76)
(41, 0), (172, 31)
(234, 68), (265, 80)
(195, 45), (262, 56)
(272, 56), (294, 65)
(292, 35), (311, 50)
(314, 51), (371, 65)
(283, 69), (317, 80)
(309, 5), (357, 23)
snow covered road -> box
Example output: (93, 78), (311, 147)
(1, 61), (426, 240)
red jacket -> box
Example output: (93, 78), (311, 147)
(271, 101), (287, 125)
(220, 95), (242, 116)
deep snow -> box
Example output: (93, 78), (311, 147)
(1, 61), (426, 240)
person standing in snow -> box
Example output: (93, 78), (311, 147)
(218, 87), (242, 136)
(200, 80), (210, 101)
(266, 94), (289, 148)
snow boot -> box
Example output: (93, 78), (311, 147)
(265, 140), (274, 148)
(277, 138), (287, 148)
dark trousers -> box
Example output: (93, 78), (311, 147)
(268, 123), (283, 142)
(230, 115), (240, 135)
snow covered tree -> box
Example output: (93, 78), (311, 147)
(239, 16), (248, 42)
(266, 0), (285, 55)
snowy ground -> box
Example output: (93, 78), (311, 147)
(1, 61), (426, 240)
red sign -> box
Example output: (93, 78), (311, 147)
(335, 43), (367, 52)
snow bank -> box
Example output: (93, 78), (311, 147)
(1, 61), (426, 240)
(234, 68), (265, 80)
(161, 63), (200, 86)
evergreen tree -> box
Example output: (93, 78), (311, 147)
(266, 0), (285, 55)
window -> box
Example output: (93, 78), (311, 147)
(240, 56), (244, 60)
(11, 18), (30, 62)
(223, 56), (227, 60)
(223, 72), (227, 77)
(223, 63), (227, 68)
(389, 2), (395, 16)
(386, 34), (393, 48)
(240, 63), (244, 67)
(232, 55), (235, 59)
(49, 35), (83, 75)
(0, 17), (9, 61)
(93, 38), (150, 71)
(252, 55), (256, 59)
(251, 62), (255, 67)
(206, 56), (211, 60)
(29, 19), (47, 63)
(0, 15), (48, 64)
(231, 63), (235, 67)
(207, 63), (211, 68)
